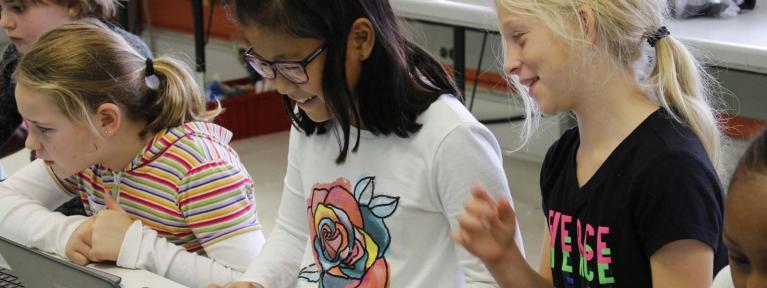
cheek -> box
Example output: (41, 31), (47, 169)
(344, 56), (361, 93)
(729, 266), (747, 286)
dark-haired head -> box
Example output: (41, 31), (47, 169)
(729, 130), (767, 191)
(723, 130), (767, 286)
(228, 0), (461, 163)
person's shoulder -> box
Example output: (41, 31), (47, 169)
(544, 125), (578, 163)
(0, 43), (17, 60)
(415, 94), (491, 141)
(634, 109), (712, 167)
(418, 94), (479, 130)
(160, 122), (242, 169)
(0, 43), (19, 75)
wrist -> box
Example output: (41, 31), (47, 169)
(485, 245), (527, 284)
(115, 220), (143, 268)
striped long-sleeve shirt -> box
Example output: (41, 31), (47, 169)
(62, 121), (261, 254)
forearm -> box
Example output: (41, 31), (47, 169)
(117, 222), (262, 288)
(0, 160), (83, 255)
(0, 193), (86, 256)
(485, 247), (552, 288)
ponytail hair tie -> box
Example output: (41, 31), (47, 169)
(647, 26), (670, 48)
(145, 58), (160, 90)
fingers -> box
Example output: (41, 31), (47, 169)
(103, 192), (124, 212)
(470, 185), (497, 207)
(456, 210), (485, 234)
(66, 238), (91, 266)
(464, 186), (519, 244)
(80, 219), (94, 247)
(490, 199), (519, 243)
(497, 199), (516, 223)
(89, 249), (106, 263)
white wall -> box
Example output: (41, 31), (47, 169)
(140, 28), (251, 85)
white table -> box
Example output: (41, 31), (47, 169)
(390, 0), (767, 74)
(90, 264), (188, 288)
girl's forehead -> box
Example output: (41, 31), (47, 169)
(242, 25), (323, 60)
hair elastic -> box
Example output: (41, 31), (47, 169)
(647, 26), (670, 48)
(145, 58), (160, 90)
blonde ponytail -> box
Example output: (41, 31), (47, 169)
(142, 57), (222, 136)
(651, 35), (721, 166)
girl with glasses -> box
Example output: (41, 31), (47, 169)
(0, 21), (265, 288)
(454, 0), (727, 287)
(213, 0), (523, 287)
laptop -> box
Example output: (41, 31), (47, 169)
(0, 236), (121, 288)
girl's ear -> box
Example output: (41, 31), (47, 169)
(94, 103), (122, 137)
(348, 18), (376, 61)
(577, 5), (598, 45)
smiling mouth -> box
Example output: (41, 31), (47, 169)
(521, 77), (539, 88)
(293, 95), (316, 104)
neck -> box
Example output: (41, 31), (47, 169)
(572, 70), (659, 152)
(101, 122), (152, 171)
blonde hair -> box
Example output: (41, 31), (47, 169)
(17, 0), (119, 20)
(15, 20), (220, 137)
(498, 0), (722, 166)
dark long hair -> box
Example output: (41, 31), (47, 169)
(730, 130), (767, 186)
(228, 0), (461, 163)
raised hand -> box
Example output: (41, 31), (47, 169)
(452, 186), (520, 265)
(88, 192), (136, 262)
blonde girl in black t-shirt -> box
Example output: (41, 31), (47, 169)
(453, 0), (726, 287)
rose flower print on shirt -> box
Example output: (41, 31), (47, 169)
(299, 176), (400, 288)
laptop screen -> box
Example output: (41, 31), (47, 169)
(0, 236), (121, 288)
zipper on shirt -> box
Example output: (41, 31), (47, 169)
(112, 171), (122, 205)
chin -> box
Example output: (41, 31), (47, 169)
(306, 112), (333, 123)
(50, 165), (76, 178)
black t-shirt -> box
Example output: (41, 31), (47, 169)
(541, 109), (727, 287)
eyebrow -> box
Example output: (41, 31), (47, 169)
(502, 20), (529, 32)
(27, 120), (53, 127)
(250, 49), (302, 62)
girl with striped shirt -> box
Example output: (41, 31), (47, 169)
(0, 21), (264, 288)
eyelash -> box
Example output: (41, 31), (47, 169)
(729, 253), (750, 266)
(511, 32), (526, 43)
(37, 126), (53, 134)
(0, 3), (25, 13)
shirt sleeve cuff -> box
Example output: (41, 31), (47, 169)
(55, 215), (88, 257)
(116, 220), (143, 269)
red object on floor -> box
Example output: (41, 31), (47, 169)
(720, 114), (767, 141)
(208, 90), (291, 140)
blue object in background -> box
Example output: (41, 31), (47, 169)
(207, 81), (224, 101)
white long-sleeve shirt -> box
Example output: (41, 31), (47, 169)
(240, 95), (524, 288)
(0, 122), (265, 288)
